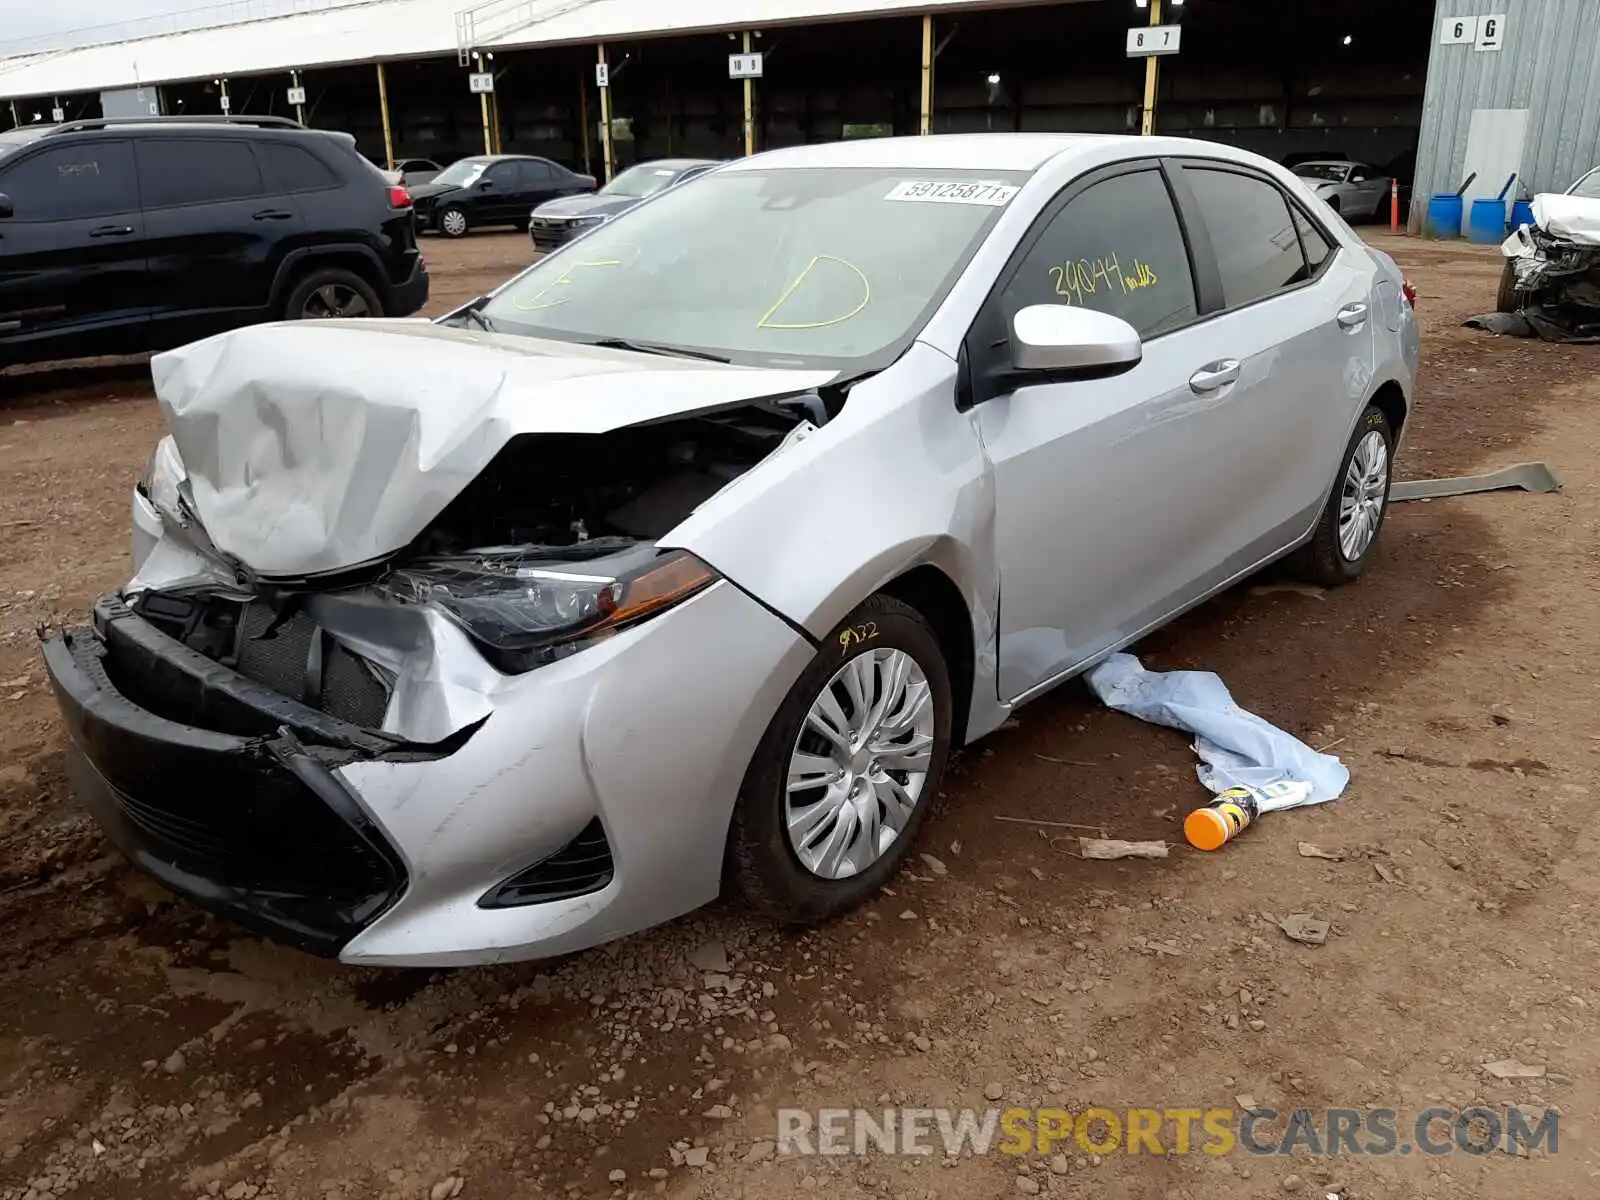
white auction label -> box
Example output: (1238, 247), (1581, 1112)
(885, 180), (1019, 206)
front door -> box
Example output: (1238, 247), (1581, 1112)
(477, 161), (525, 223)
(0, 138), (148, 361)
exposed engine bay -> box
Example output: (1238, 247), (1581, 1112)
(126, 398), (823, 732)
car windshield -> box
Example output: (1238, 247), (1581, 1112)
(603, 163), (696, 198)
(1568, 166), (1600, 198)
(480, 167), (1026, 369)
(433, 159), (488, 188)
(1293, 164), (1349, 182)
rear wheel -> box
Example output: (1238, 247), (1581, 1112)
(1495, 260), (1525, 312)
(284, 268), (383, 321)
(1289, 404), (1394, 586)
(727, 594), (953, 923)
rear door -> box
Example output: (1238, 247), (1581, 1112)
(0, 138), (148, 359)
(1172, 160), (1377, 567)
(137, 136), (295, 344)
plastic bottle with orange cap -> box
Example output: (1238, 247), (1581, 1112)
(1184, 779), (1316, 851)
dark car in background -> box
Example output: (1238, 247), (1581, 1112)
(529, 158), (719, 251)
(0, 115), (427, 370)
(409, 154), (595, 238)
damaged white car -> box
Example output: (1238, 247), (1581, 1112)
(1495, 164), (1600, 337)
(41, 134), (1418, 966)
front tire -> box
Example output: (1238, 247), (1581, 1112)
(727, 594), (953, 923)
(1289, 404), (1394, 586)
(1495, 260), (1524, 313)
(437, 205), (470, 238)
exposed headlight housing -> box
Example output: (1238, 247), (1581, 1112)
(378, 544), (719, 672)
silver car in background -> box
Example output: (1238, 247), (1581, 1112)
(1292, 160), (1394, 221)
(43, 134), (1419, 967)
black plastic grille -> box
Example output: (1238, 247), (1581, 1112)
(480, 818), (614, 908)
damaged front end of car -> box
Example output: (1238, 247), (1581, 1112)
(40, 320), (836, 957)
(1486, 192), (1600, 342)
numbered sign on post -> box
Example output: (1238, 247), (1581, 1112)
(728, 53), (764, 79)
(595, 62), (609, 88)
(1126, 25), (1182, 57)
(468, 72), (495, 94)
(51, 107), (64, 122)
(1474, 13), (1507, 50)
(287, 86), (306, 106)
(219, 94), (231, 112)
(1439, 15), (1478, 43)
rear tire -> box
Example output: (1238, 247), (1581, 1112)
(727, 594), (953, 924)
(1288, 404), (1394, 587)
(283, 267), (384, 321)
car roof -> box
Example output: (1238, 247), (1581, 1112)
(1295, 159), (1358, 168)
(623, 157), (717, 170)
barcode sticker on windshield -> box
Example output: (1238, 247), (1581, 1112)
(885, 180), (1020, 206)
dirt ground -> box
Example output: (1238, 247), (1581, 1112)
(1, 231), (1596, 1200)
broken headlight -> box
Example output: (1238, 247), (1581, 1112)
(378, 544), (719, 672)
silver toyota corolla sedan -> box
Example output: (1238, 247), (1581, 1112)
(42, 133), (1419, 967)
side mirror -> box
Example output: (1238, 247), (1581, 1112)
(1009, 304), (1142, 378)
(0, 193), (12, 219)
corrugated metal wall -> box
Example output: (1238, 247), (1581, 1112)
(1412, 0), (1600, 228)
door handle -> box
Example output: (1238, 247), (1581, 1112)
(89, 225), (134, 238)
(1337, 302), (1369, 330)
(252, 209), (294, 221)
(1188, 359), (1241, 394)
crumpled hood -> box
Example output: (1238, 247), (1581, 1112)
(150, 320), (834, 578)
(1531, 192), (1600, 245)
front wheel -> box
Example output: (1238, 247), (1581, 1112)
(1495, 260), (1525, 313)
(727, 594), (953, 923)
(437, 206), (470, 238)
(1289, 404), (1394, 586)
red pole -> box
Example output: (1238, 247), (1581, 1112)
(1390, 178), (1400, 232)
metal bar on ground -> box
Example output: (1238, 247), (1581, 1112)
(598, 43), (614, 183)
(742, 30), (754, 155)
(920, 14), (933, 135)
(1140, 0), (1161, 136)
(376, 61), (394, 170)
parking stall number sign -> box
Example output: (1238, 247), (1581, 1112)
(469, 72), (495, 94)
(1439, 15), (1478, 43)
(287, 86), (306, 106)
(1475, 14), (1506, 50)
(1127, 25), (1181, 57)
(728, 53), (763, 79)
(51, 106), (64, 122)
(595, 62), (609, 88)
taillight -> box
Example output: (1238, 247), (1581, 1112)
(1401, 278), (1417, 308)
(387, 184), (412, 209)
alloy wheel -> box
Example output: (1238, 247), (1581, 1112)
(440, 209), (468, 236)
(301, 284), (372, 320)
(1338, 428), (1389, 561)
(784, 648), (936, 880)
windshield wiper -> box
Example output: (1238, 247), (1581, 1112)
(587, 337), (730, 364)
(452, 297), (496, 333)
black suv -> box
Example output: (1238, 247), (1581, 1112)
(0, 115), (428, 369)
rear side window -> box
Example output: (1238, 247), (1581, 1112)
(1291, 205), (1333, 273)
(1183, 167), (1310, 308)
(260, 142), (340, 192)
(137, 139), (264, 208)
(0, 141), (137, 219)
(1001, 167), (1198, 339)
(520, 160), (555, 183)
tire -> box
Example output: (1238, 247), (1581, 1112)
(1289, 404), (1394, 586)
(437, 205), (470, 238)
(727, 593), (954, 923)
(282, 267), (384, 321)
(1495, 260), (1524, 313)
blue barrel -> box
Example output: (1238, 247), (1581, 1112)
(1468, 198), (1508, 243)
(1425, 193), (1464, 238)
(1510, 199), (1535, 231)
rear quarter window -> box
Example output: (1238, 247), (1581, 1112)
(260, 142), (341, 192)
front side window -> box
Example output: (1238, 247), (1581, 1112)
(137, 140), (263, 208)
(480, 167), (1025, 370)
(1184, 167), (1310, 309)
(1000, 168), (1198, 339)
(0, 141), (137, 220)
